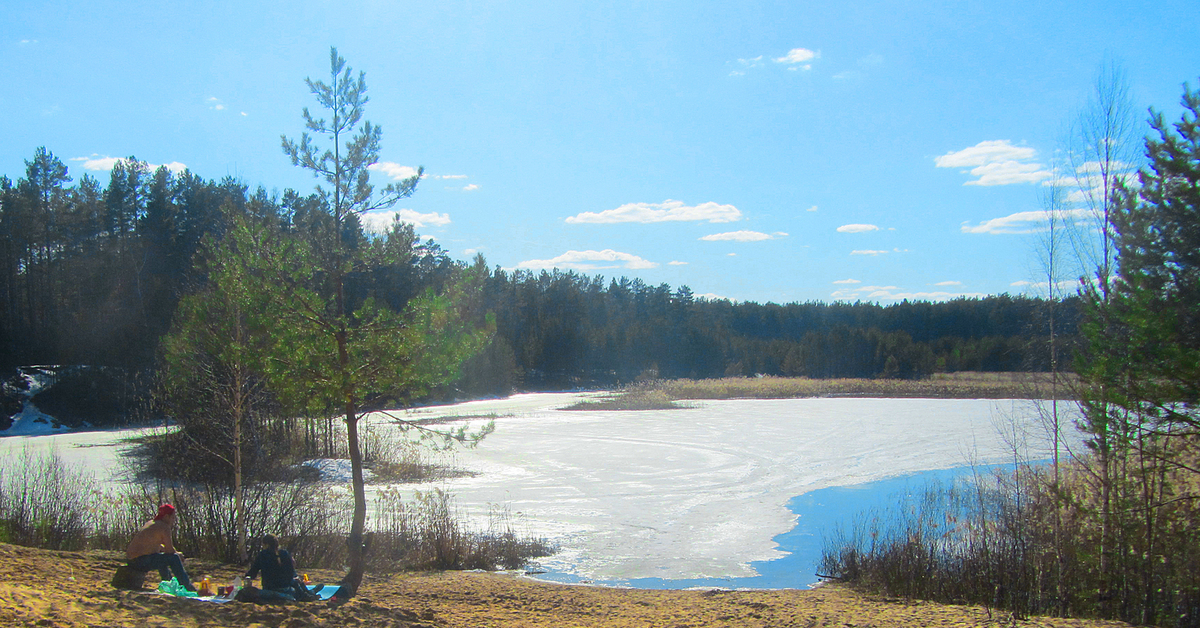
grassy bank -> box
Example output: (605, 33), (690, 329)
(565, 372), (1075, 410)
(0, 447), (550, 574)
(818, 452), (1200, 627)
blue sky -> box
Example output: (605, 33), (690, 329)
(3, 0), (1197, 304)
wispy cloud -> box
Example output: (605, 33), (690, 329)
(837, 223), (880, 233)
(368, 162), (422, 180)
(206, 97), (225, 111)
(806, 205), (819, 212)
(434, 174), (469, 180)
(731, 47), (819, 75)
(851, 249), (890, 256)
(1011, 278), (1085, 298)
(831, 284), (985, 302)
(360, 209), (451, 233)
(69, 155), (187, 174)
(730, 55), (765, 76)
(700, 230), (786, 242)
(832, 278), (861, 285)
(668, 260), (688, 266)
(936, 140), (1051, 186)
(462, 183), (480, 191)
(567, 200), (742, 224)
(933, 280), (963, 286)
(858, 53), (884, 67)
(961, 208), (1091, 234)
(1049, 160), (1137, 205)
(516, 249), (658, 271)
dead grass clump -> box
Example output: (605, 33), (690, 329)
(561, 389), (683, 411)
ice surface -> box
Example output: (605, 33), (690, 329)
(369, 395), (1082, 582)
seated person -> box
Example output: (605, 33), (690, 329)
(126, 503), (196, 592)
(245, 534), (317, 601)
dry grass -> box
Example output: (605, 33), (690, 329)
(631, 372), (1078, 402)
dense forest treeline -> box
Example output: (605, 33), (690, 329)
(1, 147), (1076, 405)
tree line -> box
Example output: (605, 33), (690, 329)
(0, 148), (1077, 395)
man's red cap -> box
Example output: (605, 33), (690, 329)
(154, 503), (176, 521)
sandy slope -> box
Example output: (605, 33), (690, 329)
(0, 542), (1128, 628)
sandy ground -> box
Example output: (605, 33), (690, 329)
(0, 542), (1132, 628)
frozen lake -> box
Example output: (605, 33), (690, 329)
(376, 394), (1080, 586)
(1, 393), (1081, 588)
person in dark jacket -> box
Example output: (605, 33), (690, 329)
(245, 534), (317, 601)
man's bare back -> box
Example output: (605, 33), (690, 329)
(126, 519), (176, 560)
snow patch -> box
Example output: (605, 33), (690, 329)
(3, 367), (69, 436)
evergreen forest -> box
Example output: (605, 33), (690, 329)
(0, 148), (1074, 406)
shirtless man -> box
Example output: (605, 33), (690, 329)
(126, 504), (195, 591)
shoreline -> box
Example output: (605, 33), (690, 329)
(0, 542), (1131, 628)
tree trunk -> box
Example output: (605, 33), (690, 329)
(338, 322), (369, 597)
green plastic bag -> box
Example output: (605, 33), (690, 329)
(157, 577), (198, 597)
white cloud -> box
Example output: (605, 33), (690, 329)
(837, 223), (879, 233)
(961, 208), (1092, 235)
(516, 249), (658, 271)
(833, 279), (861, 285)
(462, 183), (480, 191)
(851, 249), (889, 256)
(831, 284), (986, 303)
(69, 155), (186, 174)
(695, 293), (735, 302)
(567, 199), (742, 224)
(368, 162), (422, 180)
(936, 140), (1036, 168)
(934, 281), (963, 286)
(207, 97), (225, 111)
(240, 112), (248, 116)
(435, 174), (468, 180)
(668, 260), (688, 266)
(775, 48), (818, 64)
(71, 156), (124, 171)
(806, 205), (819, 212)
(700, 230), (785, 242)
(359, 208), (451, 233)
(936, 140), (1051, 186)
(966, 160), (1052, 186)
